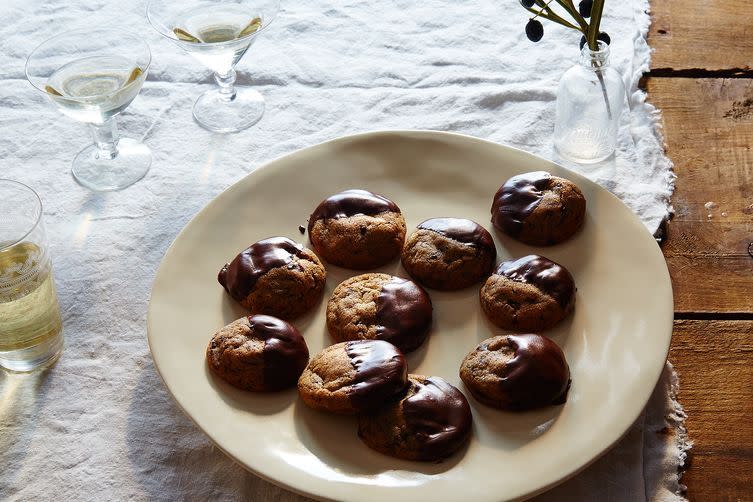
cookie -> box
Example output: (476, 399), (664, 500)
(491, 171), (586, 245)
(357, 375), (472, 461)
(326, 273), (432, 353)
(308, 189), (406, 269)
(401, 217), (497, 290)
(206, 315), (309, 392)
(297, 340), (409, 414)
(460, 334), (571, 410)
(480, 255), (575, 331)
(218, 236), (326, 319)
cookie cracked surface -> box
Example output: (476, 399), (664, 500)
(491, 171), (586, 246)
(207, 315), (309, 392)
(460, 334), (571, 410)
(480, 255), (575, 331)
(308, 189), (406, 269)
(357, 374), (472, 461)
(401, 217), (497, 290)
(326, 273), (432, 353)
(218, 236), (326, 319)
(297, 340), (408, 414)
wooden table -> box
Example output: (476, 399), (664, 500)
(647, 1), (753, 498)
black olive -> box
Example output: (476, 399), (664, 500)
(521, 0), (536, 7)
(578, 0), (593, 18)
(580, 32), (611, 49)
(525, 19), (544, 42)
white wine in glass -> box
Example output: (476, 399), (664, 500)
(148, 0), (280, 133)
(45, 55), (146, 124)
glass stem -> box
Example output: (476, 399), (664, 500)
(215, 69), (237, 102)
(89, 118), (120, 160)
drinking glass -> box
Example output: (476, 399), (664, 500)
(0, 180), (64, 372)
(147, 0), (280, 133)
(25, 29), (152, 191)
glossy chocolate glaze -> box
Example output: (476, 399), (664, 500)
(248, 314), (309, 391)
(218, 237), (305, 301)
(375, 277), (433, 352)
(307, 189), (399, 233)
(402, 376), (472, 459)
(496, 254), (575, 309)
(417, 217), (496, 252)
(345, 340), (408, 409)
(494, 334), (570, 410)
(491, 171), (552, 235)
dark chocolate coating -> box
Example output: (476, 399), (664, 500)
(218, 237), (305, 301)
(496, 254), (575, 309)
(345, 340), (408, 410)
(495, 334), (570, 410)
(307, 189), (400, 233)
(491, 171), (552, 236)
(402, 376), (473, 460)
(250, 314), (309, 391)
(375, 277), (433, 352)
(417, 217), (496, 252)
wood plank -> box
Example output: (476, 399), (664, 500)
(670, 320), (753, 500)
(646, 77), (753, 313)
(649, 0), (753, 72)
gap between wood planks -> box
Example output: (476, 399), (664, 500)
(648, 68), (753, 78)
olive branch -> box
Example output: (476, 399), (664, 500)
(520, 0), (613, 118)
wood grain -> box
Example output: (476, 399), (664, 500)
(646, 77), (753, 314)
(649, 1), (753, 73)
(669, 320), (753, 500)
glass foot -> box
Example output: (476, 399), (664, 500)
(192, 87), (265, 133)
(72, 138), (151, 191)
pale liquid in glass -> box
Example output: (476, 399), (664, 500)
(0, 242), (63, 370)
(174, 5), (262, 74)
(45, 55), (144, 123)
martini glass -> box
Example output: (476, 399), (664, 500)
(147, 0), (280, 133)
(25, 29), (152, 192)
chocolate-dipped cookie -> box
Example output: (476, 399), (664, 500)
(460, 334), (571, 410)
(297, 340), (409, 414)
(357, 374), (472, 461)
(401, 217), (497, 290)
(308, 189), (406, 269)
(206, 315), (309, 392)
(218, 236), (326, 319)
(326, 273), (432, 353)
(480, 254), (575, 331)
(491, 171), (586, 246)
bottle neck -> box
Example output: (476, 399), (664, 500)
(580, 41), (610, 70)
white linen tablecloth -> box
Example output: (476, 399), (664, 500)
(0, 0), (688, 500)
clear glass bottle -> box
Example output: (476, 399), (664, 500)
(553, 41), (625, 164)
